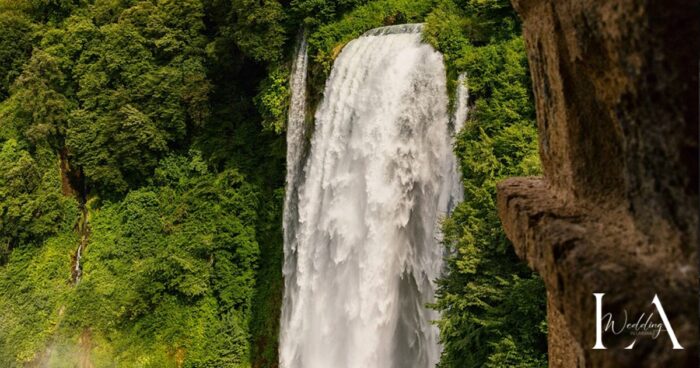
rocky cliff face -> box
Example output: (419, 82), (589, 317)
(498, 0), (698, 366)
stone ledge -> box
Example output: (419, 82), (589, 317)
(497, 177), (698, 367)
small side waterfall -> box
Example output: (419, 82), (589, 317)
(280, 24), (464, 368)
(283, 33), (309, 252)
(445, 73), (469, 213)
(72, 204), (90, 284)
(453, 73), (469, 134)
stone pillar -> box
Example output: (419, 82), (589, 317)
(498, 0), (699, 366)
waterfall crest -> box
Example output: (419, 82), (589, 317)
(280, 25), (463, 368)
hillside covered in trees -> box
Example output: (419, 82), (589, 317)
(0, 0), (545, 367)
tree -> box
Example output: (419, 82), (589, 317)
(2, 0), (215, 192)
(0, 139), (78, 263)
(228, 0), (287, 63)
(0, 10), (35, 99)
(5, 49), (72, 148)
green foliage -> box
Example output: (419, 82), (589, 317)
(289, 0), (368, 26)
(0, 0), (286, 364)
(426, 0), (519, 46)
(3, 49), (73, 148)
(66, 1), (210, 192)
(458, 0), (520, 43)
(2, 0), (211, 192)
(248, 188), (284, 367)
(61, 153), (260, 367)
(0, 10), (35, 99)
(423, 2), (469, 65)
(228, 0), (287, 63)
(255, 65), (290, 134)
(28, 0), (85, 23)
(0, 232), (76, 366)
(0, 140), (79, 262)
(426, 2), (547, 366)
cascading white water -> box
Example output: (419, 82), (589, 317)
(446, 73), (469, 212)
(280, 24), (464, 368)
(283, 33), (309, 251)
(453, 73), (469, 134)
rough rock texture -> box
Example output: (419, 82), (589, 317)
(498, 0), (699, 366)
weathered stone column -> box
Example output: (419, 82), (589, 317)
(498, 0), (699, 366)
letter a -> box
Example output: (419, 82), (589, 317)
(651, 294), (684, 349)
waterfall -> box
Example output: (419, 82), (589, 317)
(452, 73), (468, 137)
(283, 33), (309, 252)
(446, 73), (468, 212)
(280, 24), (463, 368)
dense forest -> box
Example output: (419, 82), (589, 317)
(0, 0), (545, 367)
